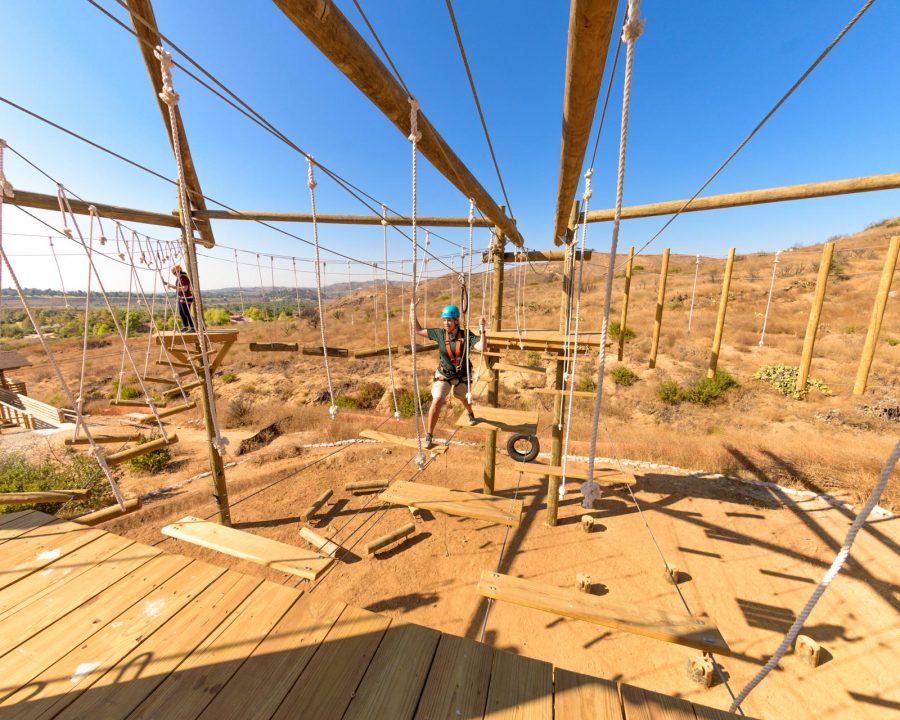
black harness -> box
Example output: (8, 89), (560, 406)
(436, 328), (468, 385)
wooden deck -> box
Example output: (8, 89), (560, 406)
(0, 510), (746, 719)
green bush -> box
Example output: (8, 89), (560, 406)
(334, 395), (358, 410)
(887, 337), (899, 347)
(526, 351), (542, 369)
(0, 452), (112, 515)
(396, 388), (432, 418)
(204, 307), (232, 326)
(220, 372), (238, 384)
(609, 321), (635, 341)
(657, 380), (682, 405)
(120, 386), (141, 400)
(576, 376), (597, 393)
(751, 364), (831, 400)
(656, 371), (738, 406)
(611, 366), (638, 386)
(128, 436), (172, 474)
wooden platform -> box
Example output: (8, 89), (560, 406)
(458, 405), (539, 434)
(154, 329), (237, 373)
(360, 429), (448, 455)
(0, 510), (745, 720)
(485, 329), (608, 353)
(516, 462), (637, 486)
(379, 480), (523, 527)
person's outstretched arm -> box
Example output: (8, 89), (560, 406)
(412, 297), (430, 338)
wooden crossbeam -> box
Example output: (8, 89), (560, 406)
(457, 406), (538, 435)
(360, 429), (448, 455)
(73, 497), (141, 525)
(379, 480), (522, 527)
(142, 375), (179, 385)
(516, 462), (636, 486)
(161, 516), (333, 580)
(104, 434), (179, 467)
(493, 362), (545, 376)
(249, 342), (299, 352)
(194, 210), (495, 227)
(477, 571), (731, 655)
(0, 489), (91, 507)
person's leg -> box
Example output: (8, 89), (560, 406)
(425, 380), (450, 447)
(185, 301), (196, 330)
(453, 383), (476, 421)
(178, 302), (191, 330)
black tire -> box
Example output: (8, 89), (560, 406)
(506, 433), (540, 463)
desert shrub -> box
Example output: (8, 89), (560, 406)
(356, 382), (384, 409)
(227, 394), (256, 426)
(657, 380), (682, 405)
(334, 394), (358, 410)
(120, 385), (141, 400)
(886, 337), (898, 347)
(611, 366), (638, 386)
(245, 306), (267, 321)
(527, 351), (542, 368)
(576, 376), (596, 393)
(609, 321), (635, 341)
(204, 307), (231, 326)
(0, 452), (111, 515)
(128, 436), (171, 474)
(657, 371), (738, 406)
(332, 309), (344, 320)
(751, 364), (831, 400)
(220, 372), (238, 384)
(396, 388), (432, 418)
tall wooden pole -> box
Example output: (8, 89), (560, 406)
(483, 229), (506, 494)
(548, 201), (580, 526)
(797, 241), (835, 392)
(854, 235), (900, 395)
(707, 248), (736, 379)
(648, 248), (670, 369)
(617, 246), (634, 361)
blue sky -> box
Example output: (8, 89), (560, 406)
(0, 0), (897, 292)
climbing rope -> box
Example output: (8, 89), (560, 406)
(687, 254), (700, 334)
(114, 233), (137, 404)
(382, 204), (400, 419)
(306, 156), (338, 420)
(407, 97), (426, 468)
(758, 250), (781, 346)
(71, 210), (96, 441)
(464, 198), (475, 405)
(584, 0), (644, 504)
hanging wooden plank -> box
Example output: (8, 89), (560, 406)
(516, 463), (636, 486)
(457, 406), (538, 435)
(103, 434), (179, 467)
(250, 342), (299, 352)
(379, 481), (522, 527)
(0, 489), (91, 506)
(345, 479), (390, 494)
(353, 345), (399, 358)
(531, 388), (595, 398)
(65, 433), (144, 445)
(161, 516), (333, 580)
(162, 380), (202, 397)
(364, 523), (416, 556)
(135, 401), (196, 424)
(476, 571), (731, 655)
(298, 527), (342, 557)
(360, 429), (448, 455)
(300, 489), (333, 523)
(301, 346), (350, 357)
(109, 398), (168, 408)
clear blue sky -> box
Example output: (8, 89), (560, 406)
(0, 0), (897, 292)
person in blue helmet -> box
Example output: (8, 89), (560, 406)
(413, 298), (485, 449)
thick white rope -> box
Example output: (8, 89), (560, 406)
(72, 212), (95, 441)
(464, 198), (475, 405)
(371, 262), (379, 345)
(382, 204), (400, 419)
(306, 157), (338, 420)
(422, 231), (430, 327)
(758, 250), (781, 346)
(114, 233), (136, 403)
(291, 258), (304, 323)
(730, 437), (900, 712)
(234, 249), (246, 318)
(585, 0), (644, 501)
(254, 253), (270, 325)
(143, 262), (158, 378)
(155, 45), (228, 454)
(407, 97), (425, 468)
(687, 254), (700, 334)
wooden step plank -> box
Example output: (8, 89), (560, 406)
(270, 604), (392, 720)
(104, 434), (179, 467)
(141, 375), (180, 385)
(516, 463), (636, 486)
(0, 489), (91, 506)
(135, 401), (196, 423)
(477, 572), (731, 655)
(1, 561), (233, 720)
(72, 497), (141, 526)
(301, 345), (350, 357)
(484, 648), (553, 720)
(343, 620), (441, 720)
(620, 683), (696, 720)
(196, 598), (346, 720)
(162, 380), (202, 396)
(125, 581), (298, 720)
(0, 552), (186, 694)
(353, 344), (398, 358)
(414, 633), (494, 720)
(249, 342), (299, 352)
(380, 481), (522, 527)
(65, 433), (143, 445)
(555, 668), (623, 719)
(485, 329), (607, 350)
(110, 398), (168, 408)
(531, 388), (596, 398)
(493, 362), (546, 375)
(161, 516), (333, 580)
(457, 406), (539, 434)
(360, 429), (449, 455)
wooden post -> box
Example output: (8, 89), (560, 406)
(797, 241), (836, 392)
(617, 246), (634, 361)
(648, 248), (670, 369)
(854, 236), (900, 395)
(484, 229), (506, 495)
(707, 248), (736, 379)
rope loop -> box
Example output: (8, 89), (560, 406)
(408, 97), (422, 143)
(154, 46), (180, 107)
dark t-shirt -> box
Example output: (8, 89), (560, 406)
(426, 327), (479, 380)
(176, 272), (193, 303)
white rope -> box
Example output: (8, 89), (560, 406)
(758, 250), (781, 346)
(255, 253), (269, 324)
(382, 205), (400, 419)
(155, 45), (228, 454)
(371, 262), (379, 345)
(464, 198), (475, 405)
(234, 249), (246, 318)
(114, 233), (135, 403)
(347, 260), (355, 325)
(687, 254), (700, 334)
(731, 437), (900, 712)
(48, 237), (70, 308)
(305, 157), (338, 420)
(422, 231), (430, 327)
(407, 97), (425, 468)
(585, 0), (644, 498)
(71, 212), (95, 442)
(291, 258), (304, 321)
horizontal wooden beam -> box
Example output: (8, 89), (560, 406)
(0, 489), (91, 506)
(584, 172), (900, 223)
(190, 209), (496, 228)
(73, 497), (141, 525)
(481, 249), (593, 264)
(10, 189), (181, 229)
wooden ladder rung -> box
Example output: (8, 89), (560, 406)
(136, 402), (196, 424)
(110, 399), (168, 408)
(65, 433), (144, 445)
(104, 434), (178, 466)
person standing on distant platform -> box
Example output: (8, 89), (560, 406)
(165, 264), (196, 332)
(413, 298), (485, 449)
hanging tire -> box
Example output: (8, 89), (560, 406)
(506, 433), (540, 463)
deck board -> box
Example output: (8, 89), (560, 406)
(484, 649), (553, 719)
(620, 683), (696, 719)
(380, 480), (523, 527)
(555, 669), (624, 719)
(414, 633), (494, 720)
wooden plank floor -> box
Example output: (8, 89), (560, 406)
(0, 512), (746, 720)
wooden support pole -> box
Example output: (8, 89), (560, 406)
(365, 522), (415, 556)
(584, 172), (900, 223)
(617, 246), (634, 361)
(484, 230), (506, 494)
(648, 248), (670, 369)
(797, 241), (836, 392)
(300, 488), (333, 522)
(707, 248), (736, 379)
(854, 235), (900, 395)
(10, 189), (181, 228)
(73, 497), (142, 525)
(194, 209), (495, 227)
(273, 0), (522, 246)
(552, 0), (618, 243)
(480, 249), (592, 264)
(0, 489), (91, 506)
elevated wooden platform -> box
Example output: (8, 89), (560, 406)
(360, 429), (448, 455)
(380, 480), (523, 527)
(0, 511), (746, 719)
(485, 329), (608, 354)
(154, 329), (237, 373)
(516, 462), (637, 486)
(458, 405), (539, 434)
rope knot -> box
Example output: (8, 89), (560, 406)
(328, 404), (339, 420)
(306, 157), (317, 189)
(408, 97), (422, 143)
(154, 46), (180, 106)
(583, 168), (594, 201)
(580, 480), (602, 508)
(622, 0), (645, 43)
(468, 198), (475, 224)
(62, 228), (73, 240)
(415, 451), (426, 470)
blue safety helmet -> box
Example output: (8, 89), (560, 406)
(441, 305), (461, 319)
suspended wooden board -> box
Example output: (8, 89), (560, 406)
(353, 345), (398, 358)
(65, 433), (143, 445)
(135, 401), (196, 424)
(110, 398), (168, 408)
(476, 571), (731, 655)
(516, 462), (636, 486)
(162, 380), (202, 397)
(104, 434), (179, 467)
(302, 346), (350, 357)
(493, 362), (545, 376)
(531, 388), (596, 398)
(379, 480), (522, 527)
(155, 328), (238, 346)
(161, 516), (333, 580)
(399, 341), (439, 354)
(249, 342), (299, 352)
(457, 406), (538, 435)
(484, 329), (609, 353)
(0, 489), (91, 506)
(359, 429), (448, 455)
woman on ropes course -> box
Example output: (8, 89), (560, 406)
(413, 298), (484, 449)
(164, 264), (195, 332)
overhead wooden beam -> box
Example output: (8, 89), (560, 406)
(272, 0), (523, 247)
(190, 209), (496, 227)
(584, 172), (900, 223)
(10, 189), (181, 228)
(552, 0), (618, 244)
(126, 0), (217, 249)
(480, 249), (593, 264)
